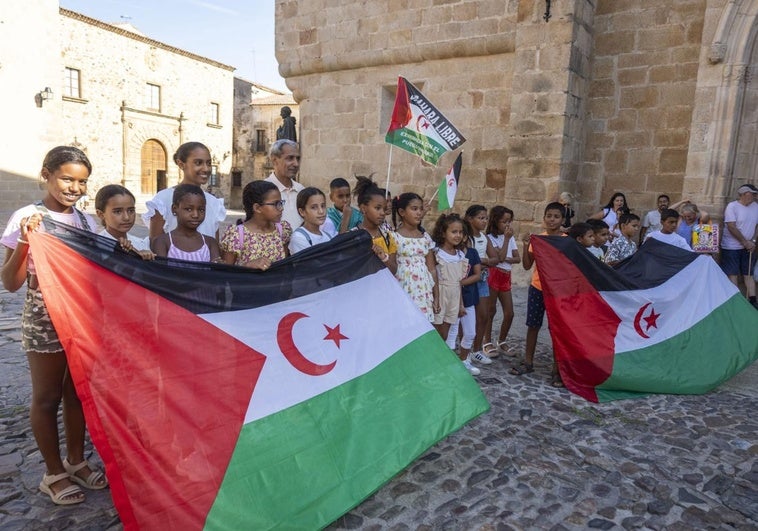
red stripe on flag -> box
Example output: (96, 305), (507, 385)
(30, 232), (266, 530)
(531, 237), (620, 402)
(386, 76), (412, 132)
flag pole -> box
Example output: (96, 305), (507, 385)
(426, 188), (439, 207)
(385, 146), (393, 195)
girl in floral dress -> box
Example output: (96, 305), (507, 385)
(220, 180), (291, 270)
(392, 192), (437, 321)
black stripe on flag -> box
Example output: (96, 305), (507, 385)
(41, 218), (384, 314)
(539, 236), (700, 292)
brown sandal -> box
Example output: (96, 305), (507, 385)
(509, 363), (534, 376)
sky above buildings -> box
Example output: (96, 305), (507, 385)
(60, 0), (289, 93)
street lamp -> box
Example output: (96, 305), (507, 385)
(36, 87), (54, 107)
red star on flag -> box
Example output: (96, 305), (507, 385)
(643, 308), (660, 331)
(323, 324), (348, 348)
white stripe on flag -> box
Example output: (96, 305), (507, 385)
(199, 269), (433, 423)
(600, 256), (738, 353)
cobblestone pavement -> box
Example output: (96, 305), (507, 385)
(2, 279), (757, 530)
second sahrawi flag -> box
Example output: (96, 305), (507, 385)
(30, 222), (489, 530)
(531, 236), (758, 402)
(385, 76), (466, 165)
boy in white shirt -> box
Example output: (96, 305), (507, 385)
(644, 209), (692, 251)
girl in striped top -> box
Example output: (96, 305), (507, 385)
(152, 184), (221, 262)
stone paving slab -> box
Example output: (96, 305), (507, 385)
(1, 285), (756, 530)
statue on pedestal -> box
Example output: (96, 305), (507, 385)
(276, 106), (297, 142)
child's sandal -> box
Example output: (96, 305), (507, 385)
(39, 472), (84, 505)
(509, 363), (534, 376)
(497, 341), (517, 357)
(63, 458), (108, 490)
(482, 342), (500, 358)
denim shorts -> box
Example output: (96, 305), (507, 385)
(721, 248), (752, 276)
(476, 271), (489, 298)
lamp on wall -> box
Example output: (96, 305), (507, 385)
(36, 87), (54, 107)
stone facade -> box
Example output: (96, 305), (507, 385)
(0, 2), (234, 216)
(275, 0), (758, 231)
(0, 0), (63, 216)
(231, 79), (298, 209)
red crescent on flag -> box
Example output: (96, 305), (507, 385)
(633, 302), (652, 339)
(277, 312), (337, 376)
(416, 115), (431, 132)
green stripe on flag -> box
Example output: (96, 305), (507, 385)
(385, 128), (449, 165)
(437, 176), (452, 210)
(204, 330), (489, 530)
(596, 294), (758, 402)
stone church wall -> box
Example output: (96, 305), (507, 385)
(275, 0), (757, 230)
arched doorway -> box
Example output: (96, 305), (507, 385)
(140, 139), (167, 195)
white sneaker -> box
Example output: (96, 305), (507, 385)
(471, 351), (493, 365)
(462, 359), (481, 376)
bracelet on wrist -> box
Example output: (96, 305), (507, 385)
(17, 238), (29, 245)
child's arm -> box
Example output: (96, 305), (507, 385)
(221, 250), (237, 265)
(151, 234), (170, 258)
(386, 252), (398, 275)
(244, 257), (273, 270)
(207, 237), (222, 263)
(1, 213), (42, 292)
(339, 204), (352, 234)
(426, 250), (440, 313)
(458, 287), (466, 318)
(507, 237), (520, 265)
(460, 262), (481, 286)
(371, 244), (397, 274)
(521, 233), (534, 270)
(2, 246), (29, 293)
(148, 214), (165, 242)
(117, 237), (155, 261)
(495, 242), (509, 262)
(480, 237), (496, 267)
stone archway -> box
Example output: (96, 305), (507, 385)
(685, 0), (758, 213)
(140, 139), (167, 196)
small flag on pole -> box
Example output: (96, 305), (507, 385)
(385, 76), (465, 165)
(437, 152), (462, 211)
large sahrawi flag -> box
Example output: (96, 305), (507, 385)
(30, 221), (488, 530)
(385, 76), (466, 165)
(531, 236), (758, 403)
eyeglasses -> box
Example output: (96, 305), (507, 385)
(261, 200), (286, 209)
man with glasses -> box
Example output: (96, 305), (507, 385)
(266, 139), (304, 228)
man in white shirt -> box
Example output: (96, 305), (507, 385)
(639, 194), (669, 244)
(721, 183), (758, 307)
(265, 139), (304, 228)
